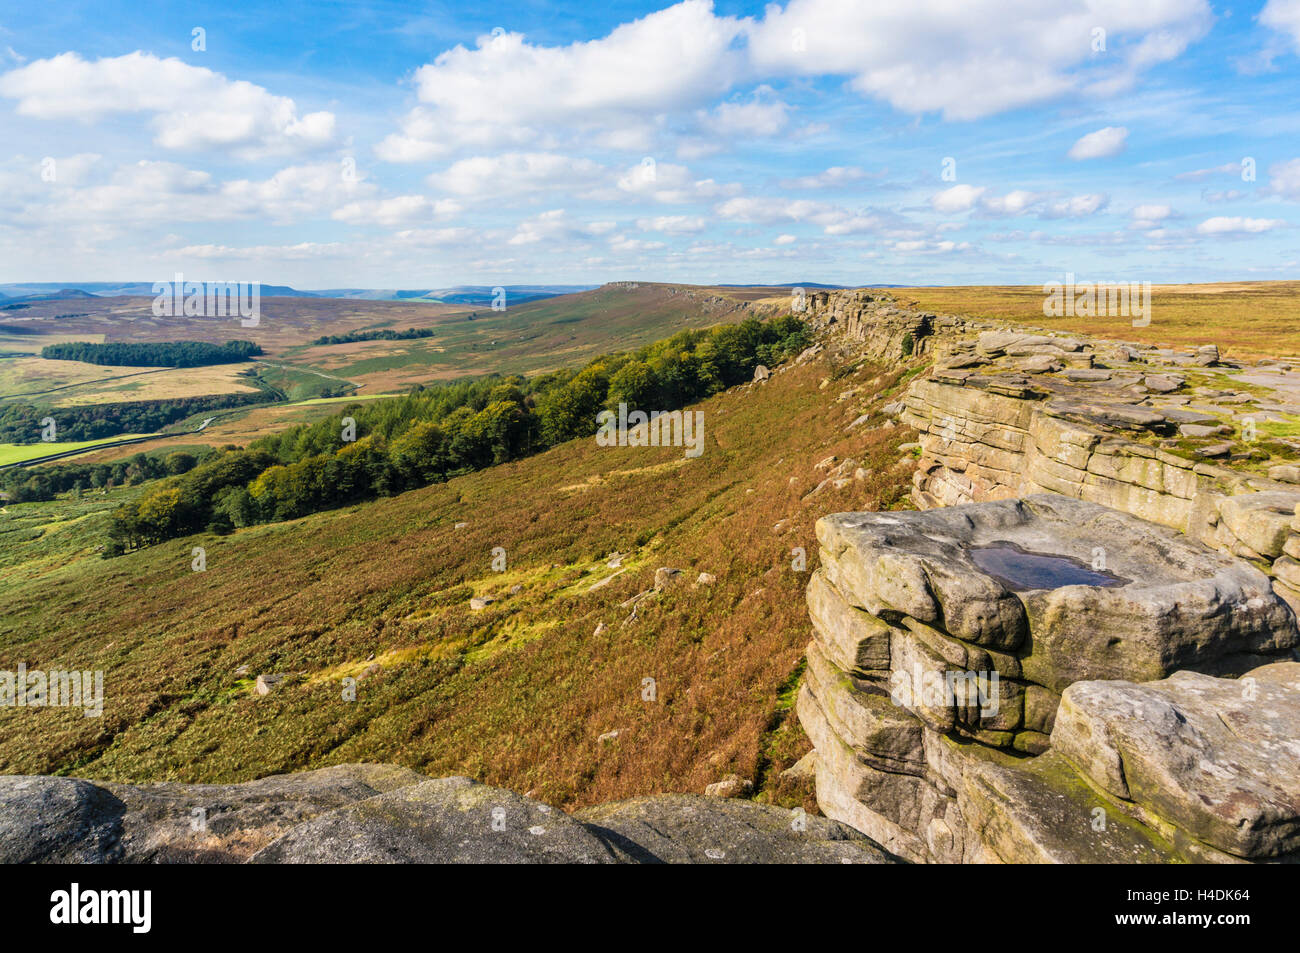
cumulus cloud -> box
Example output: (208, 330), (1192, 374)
(376, 0), (1211, 163)
(0, 52), (336, 157)
(1130, 204), (1173, 229)
(636, 215), (708, 234)
(377, 2), (744, 162)
(1068, 126), (1128, 160)
(930, 185), (987, 213)
(429, 153), (604, 198)
(779, 166), (871, 189)
(1267, 158), (1300, 200)
(698, 87), (790, 138)
(508, 209), (617, 245)
(747, 0), (1211, 120)
(1261, 0), (1300, 52)
(1196, 216), (1287, 234)
(332, 195), (461, 226)
(613, 159), (739, 204)
(714, 195), (888, 234)
(931, 186), (1106, 219)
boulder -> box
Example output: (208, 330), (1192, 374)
(1053, 663), (1300, 859)
(1143, 375), (1183, 393)
(0, 776), (126, 863)
(704, 774), (753, 798)
(653, 567), (685, 590)
(1268, 464), (1300, 485)
(1218, 492), (1300, 558)
(255, 674), (286, 695)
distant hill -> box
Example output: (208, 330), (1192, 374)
(0, 283), (588, 304)
(0, 288), (101, 304)
(0, 282), (321, 300)
(313, 285), (594, 304)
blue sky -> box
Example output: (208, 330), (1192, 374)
(1, 0), (1299, 288)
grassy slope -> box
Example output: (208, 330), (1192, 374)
(894, 281), (1300, 358)
(0, 350), (918, 811)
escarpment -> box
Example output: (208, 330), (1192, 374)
(798, 289), (1300, 863)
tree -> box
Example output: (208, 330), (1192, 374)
(164, 451), (198, 475)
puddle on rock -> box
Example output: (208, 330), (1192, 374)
(969, 541), (1128, 591)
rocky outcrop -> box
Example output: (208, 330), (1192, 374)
(0, 765), (899, 865)
(805, 289), (965, 362)
(799, 498), (1300, 863)
(883, 323), (1300, 609)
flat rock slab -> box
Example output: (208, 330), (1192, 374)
(0, 764), (429, 864)
(577, 794), (899, 863)
(251, 777), (618, 863)
(817, 495), (1295, 693)
(1054, 662), (1300, 859)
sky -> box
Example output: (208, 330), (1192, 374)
(1, 0), (1299, 289)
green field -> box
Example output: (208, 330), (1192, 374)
(0, 434), (159, 465)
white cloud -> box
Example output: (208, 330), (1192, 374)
(1261, 0), (1300, 52)
(930, 185), (987, 213)
(429, 153), (604, 197)
(636, 215), (708, 234)
(1130, 204), (1173, 229)
(699, 88), (789, 138)
(1267, 158), (1300, 200)
(714, 195), (887, 234)
(613, 159), (739, 204)
(979, 190), (1043, 216)
(1068, 126), (1128, 160)
(774, 234), (797, 245)
(508, 209), (617, 245)
(173, 242), (351, 260)
(747, 0), (1211, 120)
(376, 1), (744, 161)
(933, 185), (1107, 218)
(1196, 216), (1287, 234)
(1175, 162), (1241, 181)
(219, 162), (373, 223)
(0, 52), (336, 157)
(1041, 193), (1109, 218)
(779, 166), (869, 189)
(377, 0), (1211, 164)
(332, 195), (461, 226)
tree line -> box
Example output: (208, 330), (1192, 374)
(0, 390), (273, 445)
(311, 328), (434, 345)
(103, 314), (812, 554)
(2, 450), (208, 503)
(40, 340), (262, 367)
